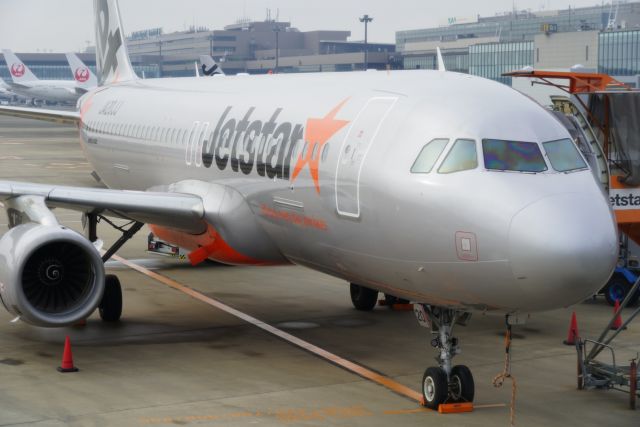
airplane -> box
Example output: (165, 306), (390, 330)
(0, 0), (618, 409)
(0, 77), (16, 100)
(65, 52), (98, 90)
(199, 55), (224, 76)
(1, 49), (92, 104)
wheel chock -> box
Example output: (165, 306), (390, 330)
(438, 402), (474, 414)
(378, 299), (414, 311)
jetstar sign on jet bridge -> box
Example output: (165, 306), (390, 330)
(0, 0), (617, 409)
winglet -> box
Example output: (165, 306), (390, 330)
(93, 0), (137, 85)
(436, 47), (446, 72)
(2, 50), (38, 83)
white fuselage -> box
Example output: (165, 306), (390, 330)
(8, 79), (79, 103)
(75, 70), (618, 314)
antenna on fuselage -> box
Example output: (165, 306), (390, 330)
(436, 47), (446, 72)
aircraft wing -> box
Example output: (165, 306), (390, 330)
(0, 181), (206, 234)
(0, 105), (80, 124)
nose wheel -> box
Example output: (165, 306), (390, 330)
(414, 304), (474, 409)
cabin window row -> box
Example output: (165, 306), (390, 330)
(82, 120), (191, 146)
(411, 138), (587, 174)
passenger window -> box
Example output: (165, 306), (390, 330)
(411, 139), (449, 173)
(543, 138), (587, 172)
(438, 139), (478, 174)
(321, 143), (330, 162)
(483, 139), (547, 173)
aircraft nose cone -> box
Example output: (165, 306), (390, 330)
(508, 193), (618, 310)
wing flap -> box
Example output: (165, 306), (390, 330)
(0, 105), (80, 125)
(0, 181), (206, 234)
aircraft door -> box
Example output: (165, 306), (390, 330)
(335, 97), (397, 218)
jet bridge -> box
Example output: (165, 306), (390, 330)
(503, 71), (639, 237)
(506, 69), (640, 408)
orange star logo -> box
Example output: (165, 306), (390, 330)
(291, 98), (350, 193)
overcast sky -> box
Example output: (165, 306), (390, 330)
(0, 0), (613, 52)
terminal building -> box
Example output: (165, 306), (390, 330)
(125, 21), (395, 75)
(398, 1), (640, 86)
(0, 52), (160, 82)
(0, 18), (395, 82)
(2, 2), (640, 89)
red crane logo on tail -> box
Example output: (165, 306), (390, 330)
(10, 63), (25, 77)
(75, 67), (90, 83)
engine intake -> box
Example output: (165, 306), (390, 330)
(0, 223), (105, 327)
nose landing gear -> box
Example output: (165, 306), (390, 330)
(414, 304), (474, 409)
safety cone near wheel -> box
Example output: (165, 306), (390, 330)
(611, 300), (624, 330)
(57, 336), (79, 373)
(563, 311), (580, 345)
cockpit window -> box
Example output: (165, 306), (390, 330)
(411, 138), (449, 173)
(438, 139), (478, 174)
(482, 139), (547, 173)
(543, 138), (588, 172)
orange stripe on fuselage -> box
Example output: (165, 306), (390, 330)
(149, 224), (275, 266)
(610, 176), (638, 189)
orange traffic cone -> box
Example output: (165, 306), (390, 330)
(563, 311), (580, 345)
(57, 336), (79, 372)
(611, 300), (624, 330)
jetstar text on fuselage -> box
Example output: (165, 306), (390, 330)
(200, 100), (350, 193)
(201, 106), (304, 181)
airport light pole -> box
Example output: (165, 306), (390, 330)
(157, 39), (163, 78)
(273, 25), (280, 73)
(359, 14), (373, 70)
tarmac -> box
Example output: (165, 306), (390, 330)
(0, 115), (638, 426)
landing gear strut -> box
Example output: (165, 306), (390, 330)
(86, 213), (144, 322)
(414, 304), (474, 409)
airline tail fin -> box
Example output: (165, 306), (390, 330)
(436, 47), (446, 72)
(199, 55), (225, 76)
(93, 0), (137, 85)
(2, 50), (38, 83)
(65, 53), (98, 89)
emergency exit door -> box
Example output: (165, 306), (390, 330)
(335, 97), (397, 218)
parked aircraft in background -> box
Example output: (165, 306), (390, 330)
(0, 77), (15, 100)
(2, 49), (91, 104)
(199, 55), (224, 76)
(65, 52), (98, 90)
(0, 0), (618, 409)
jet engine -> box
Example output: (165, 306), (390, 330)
(0, 223), (105, 327)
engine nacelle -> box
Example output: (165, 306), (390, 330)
(0, 223), (105, 327)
